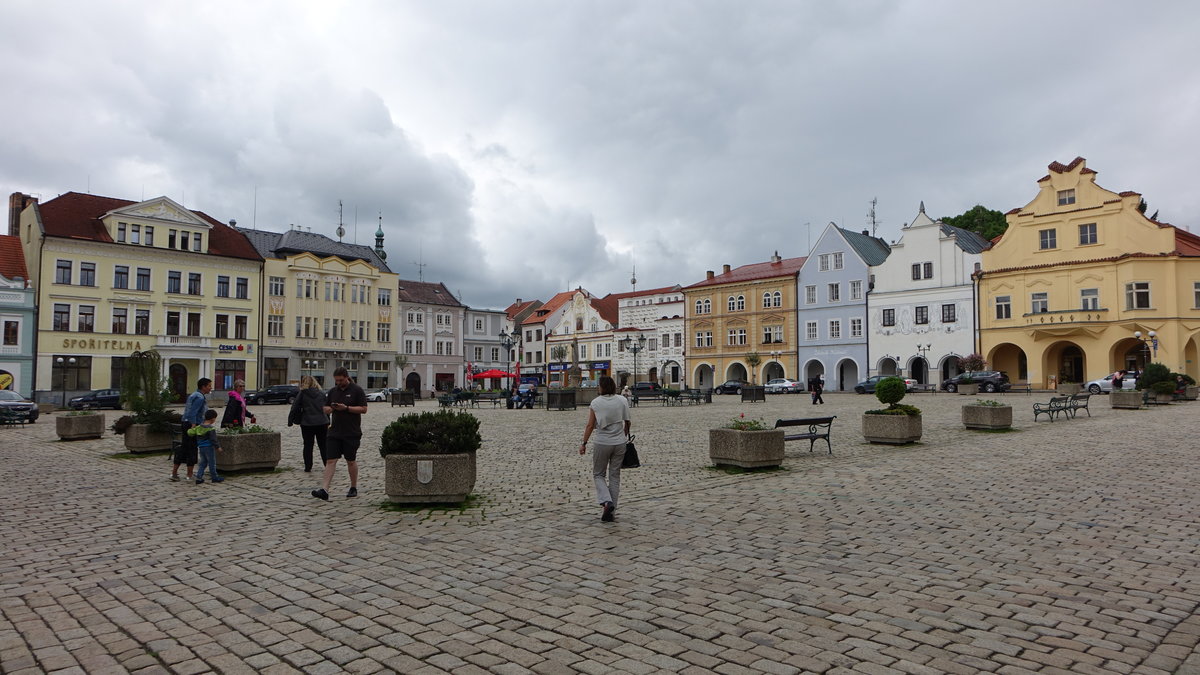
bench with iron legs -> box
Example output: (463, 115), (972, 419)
(1007, 382), (1034, 395)
(1066, 393), (1091, 418)
(773, 416), (836, 454)
(1032, 396), (1070, 422)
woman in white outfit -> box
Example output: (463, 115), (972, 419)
(579, 376), (632, 522)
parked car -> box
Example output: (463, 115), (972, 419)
(579, 380), (598, 388)
(764, 378), (804, 393)
(854, 375), (918, 394)
(245, 384), (300, 405)
(714, 379), (750, 394)
(0, 390), (39, 423)
(941, 370), (1011, 393)
(365, 388), (393, 402)
(1085, 371), (1140, 394)
(632, 382), (662, 393)
(68, 388), (122, 410)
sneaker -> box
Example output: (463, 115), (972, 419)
(601, 502), (615, 522)
(347, 487), (358, 498)
(195, 478), (204, 484)
(311, 488), (329, 501)
(169, 475), (180, 482)
(212, 477), (225, 483)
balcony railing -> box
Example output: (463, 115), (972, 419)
(156, 335), (211, 348)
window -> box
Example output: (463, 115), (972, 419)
(167, 271), (181, 294)
(217, 276), (230, 298)
(829, 320), (841, 339)
(805, 285), (816, 304)
(295, 317), (302, 338)
(1031, 292), (1049, 313)
(728, 296), (736, 311)
(915, 306), (929, 324)
(2, 319), (18, 346)
(378, 288), (392, 306)
(828, 283), (840, 302)
(579, 344), (588, 359)
(694, 299), (704, 314)
(377, 322), (391, 343)
(473, 318), (484, 332)
(833, 252), (843, 269)
(117, 223), (127, 242)
(674, 333), (682, 347)
(79, 262), (96, 287)
(737, 295), (745, 310)
(168, 230), (176, 249)
(850, 318), (862, 338)
(882, 308), (895, 327)
(55, 260), (72, 285)
(1057, 189), (1076, 206)
(1039, 229), (1057, 250)
(473, 346), (484, 361)
(1195, 282), (1200, 309)
(232, 315), (247, 340)
(136, 268), (151, 291)
(1080, 288), (1099, 310)
(1125, 282), (1151, 310)
(702, 299), (711, 314)
(942, 304), (956, 323)
(923, 262), (933, 279)
(725, 329), (746, 345)
(112, 308), (127, 334)
(180, 232), (190, 250)
(850, 280), (862, 301)
(192, 234), (201, 252)
(1079, 223), (1097, 245)
(772, 291), (782, 307)
(214, 360), (246, 391)
(819, 254), (830, 271)
(911, 263), (921, 281)
(235, 277), (248, 299)
(53, 355), (91, 391)
(187, 273), (201, 295)
(130, 224), (141, 245)
(491, 347), (500, 361)
(805, 321), (818, 340)
(187, 312), (201, 336)
(144, 226), (154, 246)
(215, 314), (229, 339)
(762, 292), (772, 308)
(166, 312), (180, 336)
(110, 357), (126, 389)
(762, 326), (772, 344)
(269, 277), (285, 296)
(535, 329), (542, 341)
(695, 332), (705, 348)
(267, 315), (283, 337)
(53, 304), (70, 331)
(134, 309), (150, 335)
(535, 350), (542, 362)
(995, 295), (1012, 320)
(113, 265), (129, 289)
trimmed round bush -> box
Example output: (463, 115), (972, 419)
(875, 377), (908, 407)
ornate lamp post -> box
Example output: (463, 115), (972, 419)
(915, 343), (931, 383)
(619, 333), (647, 385)
(1133, 330), (1158, 371)
(56, 356), (77, 408)
(498, 329), (516, 391)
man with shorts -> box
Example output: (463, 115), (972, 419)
(172, 377), (212, 482)
(312, 367), (367, 500)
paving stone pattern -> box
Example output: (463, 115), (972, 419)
(2, 391), (1199, 674)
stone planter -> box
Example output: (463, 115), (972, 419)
(391, 391), (415, 407)
(956, 383), (979, 396)
(216, 432), (281, 471)
(1056, 383), (1082, 396)
(962, 404), (1012, 430)
(1110, 390), (1143, 409)
(1184, 385), (1199, 401)
(385, 452), (477, 503)
(575, 388), (599, 406)
(708, 428), (785, 468)
(862, 413), (923, 445)
(123, 424), (173, 453)
(740, 386), (766, 403)
(1156, 393), (1174, 404)
(56, 413), (105, 440)
(546, 389), (577, 411)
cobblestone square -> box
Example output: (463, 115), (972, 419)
(2, 392), (1198, 673)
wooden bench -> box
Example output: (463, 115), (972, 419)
(774, 416), (837, 454)
(1032, 396), (1069, 422)
(629, 393), (666, 407)
(909, 383), (938, 394)
(475, 393), (504, 408)
(1007, 382), (1034, 395)
(437, 395), (455, 408)
(1065, 393), (1091, 418)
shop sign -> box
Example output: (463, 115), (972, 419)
(61, 338), (143, 352)
(590, 361), (610, 370)
(547, 363), (569, 371)
(218, 343), (253, 353)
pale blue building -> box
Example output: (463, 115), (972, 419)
(0, 235), (36, 397)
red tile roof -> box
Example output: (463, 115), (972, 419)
(522, 290), (577, 325)
(505, 299), (538, 320)
(0, 235), (29, 281)
(603, 284), (681, 301)
(395, 280), (463, 307)
(1174, 227), (1200, 256)
(684, 256), (806, 289)
(36, 192), (261, 260)
(590, 295), (619, 325)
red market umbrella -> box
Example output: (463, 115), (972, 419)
(470, 369), (515, 379)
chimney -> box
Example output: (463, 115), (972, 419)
(9, 192), (36, 237)
(771, 250), (781, 263)
(706, 270), (714, 280)
(228, 219), (237, 228)
(862, 229), (870, 236)
(515, 298), (522, 305)
(722, 264), (731, 274)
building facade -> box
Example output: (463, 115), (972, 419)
(14, 192), (262, 403)
(397, 280), (465, 395)
(544, 289), (616, 386)
(464, 307), (509, 389)
(0, 234), (35, 396)
(978, 157), (1200, 386)
(518, 290), (575, 384)
(795, 225), (890, 391)
(684, 254), (805, 389)
(611, 285), (685, 386)
(243, 227), (398, 389)
(866, 204), (989, 383)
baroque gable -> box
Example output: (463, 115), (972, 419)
(106, 197), (210, 228)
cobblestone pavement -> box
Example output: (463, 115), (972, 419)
(2, 391), (1199, 674)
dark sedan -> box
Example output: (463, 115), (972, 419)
(940, 370), (1011, 393)
(245, 384), (300, 405)
(68, 388), (122, 410)
(0, 390), (39, 423)
(714, 379), (750, 394)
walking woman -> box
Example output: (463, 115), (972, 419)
(221, 379), (256, 428)
(579, 376), (631, 522)
(288, 376), (329, 472)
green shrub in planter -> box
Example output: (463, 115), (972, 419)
(1152, 381), (1177, 396)
(380, 409), (482, 456)
(1136, 362), (1172, 391)
(865, 377), (921, 416)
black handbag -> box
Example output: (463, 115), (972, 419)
(621, 434), (641, 468)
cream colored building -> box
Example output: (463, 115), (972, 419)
(13, 192), (263, 403)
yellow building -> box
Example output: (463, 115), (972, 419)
(12, 192), (263, 402)
(683, 253), (805, 389)
(244, 226), (399, 389)
(978, 157), (1200, 386)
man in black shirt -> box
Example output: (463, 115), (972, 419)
(312, 367), (368, 500)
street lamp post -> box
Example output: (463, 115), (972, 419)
(498, 329), (516, 392)
(915, 343), (931, 383)
(1133, 330), (1158, 371)
(620, 334), (647, 385)
(56, 356), (77, 408)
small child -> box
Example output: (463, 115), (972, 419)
(189, 409), (224, 484)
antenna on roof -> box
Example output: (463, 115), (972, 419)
(336, 200), (345, 241)
(412, 240), (425, 282)
(252, 185), (258, 230)
(353, 205), (358, 245)
(867, 197), (880, 237)
(630, 263), (637, 293)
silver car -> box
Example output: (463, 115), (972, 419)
(1085, 373), (1139, 394)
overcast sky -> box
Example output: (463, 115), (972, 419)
(3, 2), (1198, 310)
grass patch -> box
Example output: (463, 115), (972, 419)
(706, 464), (787, 475)
(378, 492), (486, 514)
(109, 449), (173, 459)
(968, 427), (1022, 433)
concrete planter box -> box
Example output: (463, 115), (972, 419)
(385, 452), (477, 503)
(123, 424), (173, 453)
(216, 432), (281, 471)
(1111, 390), (1143, 409)
(391, 391), (415, 407)
(862, 413), (923, 445)
(962, 404), (1012, 430)
(956, 383), (979, 396)
(708, 428), (784, 468)
(546, 389), (577, 411)
(740, 386), (766, 403)
(56, 413), (105, 440)
(1184, 385), (1199, 401)
(1056, 383), (1082, 396)
(575, 389), (599, 405)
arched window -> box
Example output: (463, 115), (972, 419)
(695, 299), (703, 314)
(773, 291), (782, 307)
(590, 320), (597, 332)
(702, 299), (711, 314)
(762, 292), (772, 308)
(728, 296), (737, 311)
(736, 295), (745, 310)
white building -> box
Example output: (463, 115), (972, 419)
(866, 203), (990, 384)
(544, 289), (616, 385)
(611, 285), (685, 386)
(396, 280), (465, 395)
(463, 307), (509, 389)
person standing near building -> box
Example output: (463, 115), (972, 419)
(172, 377), (211, 482)
(809, 375), (825, 405)
(579, 376), (631, 522)
(221, 379), (255, 428)
(312, 367), (367, 500)
(289, 376), (329, 472)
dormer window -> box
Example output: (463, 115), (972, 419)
(117, 223), (126, 243)
(1057, 189), (1075, 206)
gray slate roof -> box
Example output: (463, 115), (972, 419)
(837, 227), (892, 266)
(242, 228), (391, 272)
(939, 223), (992, 254)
